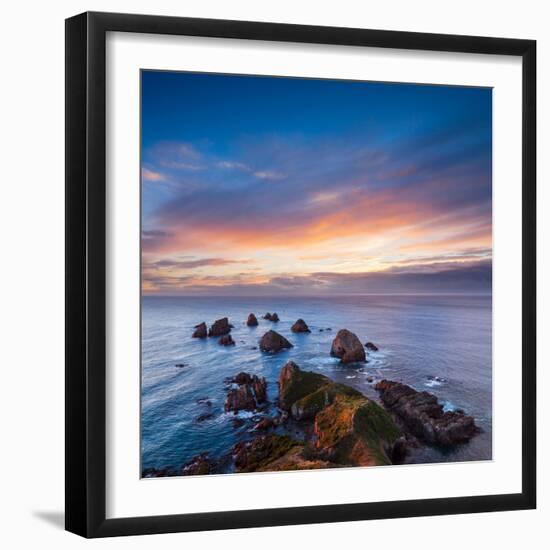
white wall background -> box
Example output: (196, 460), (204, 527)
(0, 0), (546, 548)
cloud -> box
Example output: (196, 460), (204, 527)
(142, 229), (169, 238)
(145, 257), (253, 270)
(159, 161), (203, 171)
(142, 167), (165, 182)
(140, 93), (492, 295)
(253, 170), (286, 180)
(216, 160), (250, 171)
(141, 259), (492, 295)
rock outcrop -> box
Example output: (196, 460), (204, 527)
(247, 313), (259, 326)
(251, 375), (268, 404)
(219, 334), (235, 346)
(277, 362), (401, 466)
(291, 319), (311, 333)
(224, 372), (268, 413)
(233, 435), (335, 472)
(253, 417), (276, 431)
(313, 394), (400, 466)
(181, 453), (213, 475)
(365, 342), (379, 352)
(225, 384), (256, 413)
(142, 453), (214, 477)
(330, 329), (366, 363)
(259, 330), (293, 353)
(278, 361), (332, 419)
(195, 412), (215, 422)
(208, 317), (231, 337)
(263, 312), (279, 322)
(375, 380), (480, 446)
(192, 322), (207, 339)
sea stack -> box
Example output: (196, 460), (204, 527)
(192, 322), (207, 339)
(219, 334), (235, 346)
(263, 312), (280, 322)
(330, 329), (366, 363)
(208, 317), (231, 337)
(247, 313), (259, 326)
(224, 372), (268, 412)
(291, 319), (310, 333)
(259, 330), (293, 353)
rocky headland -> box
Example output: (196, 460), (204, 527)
(375, 380), (480, 446)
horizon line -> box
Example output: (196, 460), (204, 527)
(142, 291), (493, 298)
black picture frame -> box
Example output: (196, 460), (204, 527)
(65, 11), (536, 538)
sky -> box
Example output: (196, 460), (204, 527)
(141, 71), (492, 296)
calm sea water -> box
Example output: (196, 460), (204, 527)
(141, 294), (492, 472)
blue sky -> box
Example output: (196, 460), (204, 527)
(141, 71), (492, 295)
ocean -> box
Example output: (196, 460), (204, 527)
(141, 294), (492, 473)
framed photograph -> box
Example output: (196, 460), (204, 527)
(65, 11), (536, 538)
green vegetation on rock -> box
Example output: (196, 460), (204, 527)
(291, 382), (363, 420)
(234, 362), (403, 473)
(314, 394), (400, 466)
(234, 434), (302, 473)
(278, 361), (331, 410)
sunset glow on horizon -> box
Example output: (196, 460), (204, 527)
(141, 72), (492, 296)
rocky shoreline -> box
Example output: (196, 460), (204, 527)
(143, 312), (481, 478)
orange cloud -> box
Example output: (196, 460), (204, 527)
(142, 167), (166, 182)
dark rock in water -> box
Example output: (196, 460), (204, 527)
(374, 379), (480, 446)
(426, 375), (447, 383)
(249, 346), (258, 350)
(247, 313), (259, 326)
(259, 330), (293, 353)
(196, 397), (212, 406)
(142, 467), (170, 478)
(224, 372), (268, 412)
(219, 334), (235, 346)
(330, 329), (366, 363)
(229, 372), (252, 385)
(195, 412), (215, 423)
(263, 312), (279, 322)
(366, 376), (374, 383)
(143, 453), (214, 477)
(325, 328), (332, 331)
(365, 342), (379, 352)
(232, 417), (246, 429)
(319, 329), (324, 332)
(225, 384), (256, 413)
(192, 322), (207, 339)
(208, 317), (231, 337)
(276, 411), (289, 425)
(175, 363), (188, 368)
(251, 375), (268, 404)
(254, 417), (276, 430)
(181, 453), (212, 476)
(291, 318), (311, 333)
